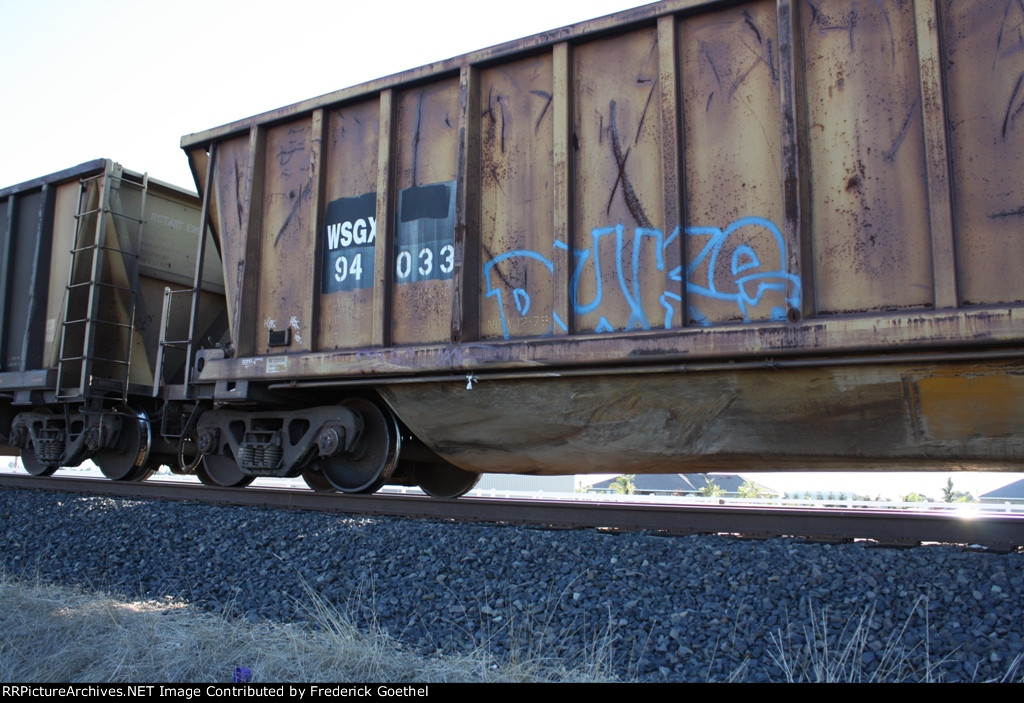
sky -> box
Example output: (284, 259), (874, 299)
(3, 0), (1022, 500)
(0, 0), (650, 191)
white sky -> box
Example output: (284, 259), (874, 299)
(0, 0), (650, 190)
(3, 0), (1021, 499)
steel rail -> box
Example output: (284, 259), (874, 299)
(2, 473), (1022, 551)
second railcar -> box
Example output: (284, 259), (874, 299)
(0, 160), (227, 480)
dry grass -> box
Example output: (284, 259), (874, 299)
(767, 596), (1024, 683)
(0, 575), (612, 683)
(4, 573), (1022, 683)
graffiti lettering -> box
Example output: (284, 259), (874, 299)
(483, 216), (801, 339)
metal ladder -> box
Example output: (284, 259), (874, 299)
(153, 143), (217, 442)
(55, 162), (148, 401)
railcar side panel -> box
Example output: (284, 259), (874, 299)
(943, 0), (1024, 307)
(680, 1), (787, 325)
(185, 0), (1024, 378)
(391, 78), (461, 346)
(319, 99), (381, 350)
(479, 54), (559, 340)
(0, 189), (50, 373)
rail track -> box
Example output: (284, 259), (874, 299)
(3, 472), (1023, 552)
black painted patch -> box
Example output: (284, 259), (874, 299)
(399, 182), (451, 223)
(322, 192), (376, 294)
(395, 181), (456, 284)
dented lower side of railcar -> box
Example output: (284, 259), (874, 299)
(379, 357), (1024, 475)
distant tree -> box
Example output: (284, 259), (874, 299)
(738, 479), (764, 498)
(699, 479), (724, 498)
(942, 477), (975, 503)
(902, 492), (927, 503)
(611, 474), (635, 495)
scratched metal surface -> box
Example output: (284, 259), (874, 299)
(572, 26), (671, 334)
(380, 358), (1024, 474)
(1, 187), (48, 373)
(803, 0), (933, 315)
(256, 121), (316, 355)
(207, 135), (253, 352)
(391, 79), (460, 346)
(319, 99), (380, 350)
(479, 54), (559, 340)
(183, 0), (1024, 371)
(943, 0), (1024, 307)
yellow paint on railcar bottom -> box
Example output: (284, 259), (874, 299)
(914, 370), (1024, 440)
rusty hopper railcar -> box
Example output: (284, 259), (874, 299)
(0, 160), (228, 480)
(178, 0), (1024, 497)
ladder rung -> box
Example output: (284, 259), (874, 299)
(93, 281), (138, 293)
(90, 319), (134, 329)
(61, 318), (132, 329)
(107, 212), (145, 224)
(66, 281), (136, 294)
(74, 208), (144, 224)
(69, 243), (139, 258)
(60, 353), (131, 365)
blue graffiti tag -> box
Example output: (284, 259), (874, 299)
(683, 216), (801, 325)
(483, 216), (801, 339)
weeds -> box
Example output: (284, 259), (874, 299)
(767, 596), (951, 683)
(3, 573), (1022, 683)
(0, 571), (617, 683)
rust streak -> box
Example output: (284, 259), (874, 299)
(989, 205), (1024, 219)
(996, 0), (1024, 58)
(606, 143), (631, 215)
(531, 90), (553, 133)
(743, 9), (763, 44)
(274, 178), (311, 246)
(234, 156), (244, 230)
(634, 78), (658, 145)
(412, 90), (425, 187)
(607, 100), (652, 229)
(883, 98), (919, 163)
(699, 41), (723, 89)
(1002, 72), (1024, 138)
(632, 38), (659, 145)
(497, 94), (508, 153)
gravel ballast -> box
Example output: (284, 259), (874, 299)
(2, 487), (1023, 682)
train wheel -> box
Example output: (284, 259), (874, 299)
(196, 454), (254, 488)
(95, 408), (152, 482)
(318, 398), (400, 494)
(119, 464), (157, 483)
(301, 466), (337, 493)
(20, 447), (59, 477)
(414, 461), (480, 499)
